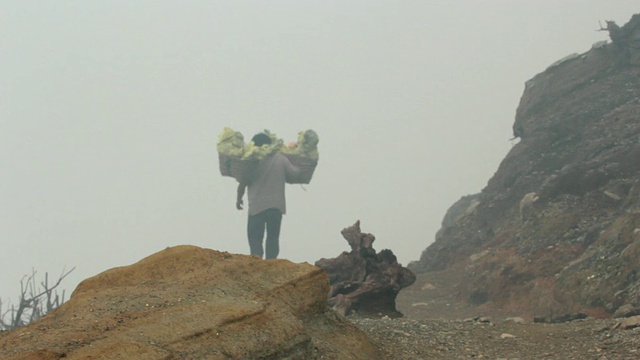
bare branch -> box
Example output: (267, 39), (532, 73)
(1, 266), (76, 330)
(597, 20), (609, 32)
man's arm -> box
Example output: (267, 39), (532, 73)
(236, 182), (246, 210)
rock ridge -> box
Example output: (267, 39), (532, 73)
(0, 245), (379, 359)
(411, 13), (640, 319)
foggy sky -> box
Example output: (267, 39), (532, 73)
(1, 2), (638, 302)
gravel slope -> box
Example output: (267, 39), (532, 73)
(346, 270), (640, 359)
(350, 315), (640, 360)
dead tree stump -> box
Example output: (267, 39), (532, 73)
(599, 15), (640, 65)
(314, 221), (416, 318)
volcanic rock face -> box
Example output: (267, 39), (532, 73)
(0, 246), (379, 359)
(411, 14), (640, 319)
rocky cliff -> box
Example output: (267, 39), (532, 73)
(0, 246), (379, 359)
(410, 14), (640, 319)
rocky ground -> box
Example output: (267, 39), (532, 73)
(2, 258), (640, 359)
(348, 271), (640, 360)
(350, 315), (640, 360)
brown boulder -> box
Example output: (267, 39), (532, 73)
(0, 246), (379, 359)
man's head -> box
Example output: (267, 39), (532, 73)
(252, 133), (272, 147)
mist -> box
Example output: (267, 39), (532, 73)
(1, 2), (638, 300)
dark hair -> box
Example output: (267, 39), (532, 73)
(251, 133), (272, 147)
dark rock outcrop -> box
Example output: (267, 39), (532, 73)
(0, 246), (379, 359)
(412, 14), (640, 319)
(315, 221), (416, 318)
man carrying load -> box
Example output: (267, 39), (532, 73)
(236, 133), (300, 259)
(218, 128), (319, 258)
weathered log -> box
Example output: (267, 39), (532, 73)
(315, 221), (416, 318)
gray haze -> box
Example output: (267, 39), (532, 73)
(1, 2), (638, 300)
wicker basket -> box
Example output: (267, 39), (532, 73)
(218, 153), (233, 177)
(283, 153), (318, 184)
(218, 153), (258, 183)
(219, 152), (317, 184)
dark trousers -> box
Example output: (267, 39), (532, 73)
(247, 208), (282, 259)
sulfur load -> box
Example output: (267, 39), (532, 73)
(281, 130), (319, 160)
(217, 127), (319, 184)
(242, 129), (283, 160)
(216, 127), (245, 157)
